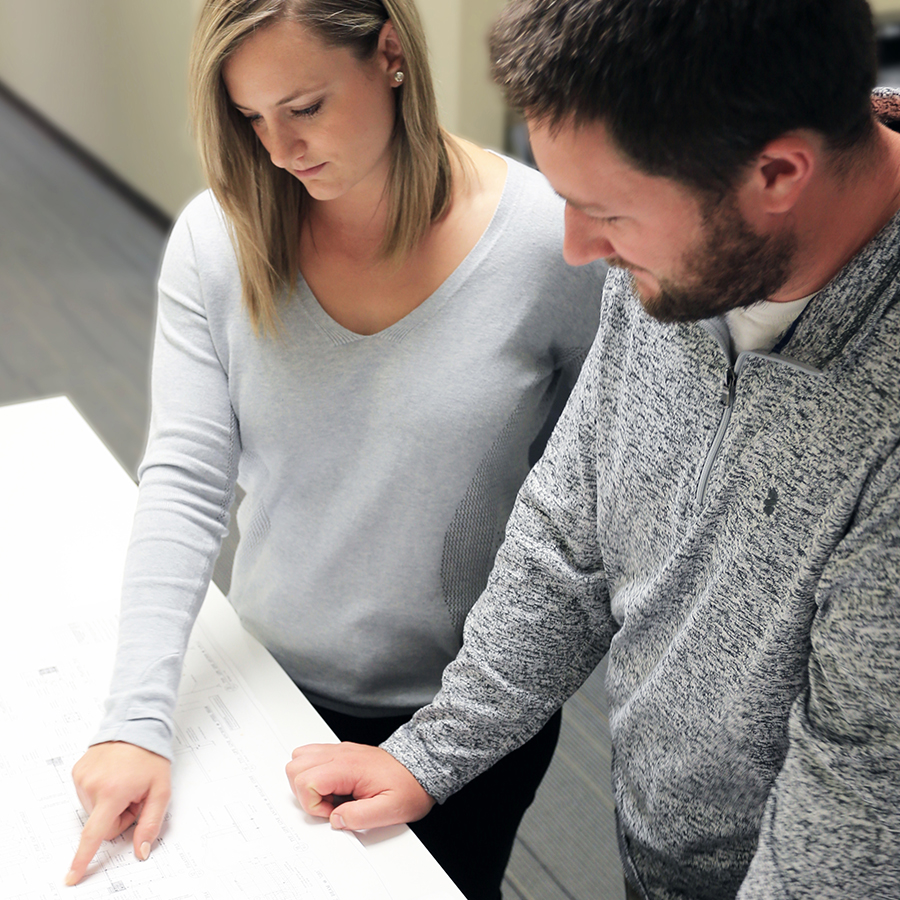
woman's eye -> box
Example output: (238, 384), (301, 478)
(291, 101), (322, 119)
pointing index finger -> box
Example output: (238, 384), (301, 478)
(65, 800), (122, 886)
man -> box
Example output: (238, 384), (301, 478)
(287, 1), (900, 897)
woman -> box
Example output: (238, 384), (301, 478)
(67, 1), (606, 896)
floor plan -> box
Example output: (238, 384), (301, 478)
(1, 602), (391, 900)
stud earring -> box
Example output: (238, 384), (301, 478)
(393, 71), (405, 84)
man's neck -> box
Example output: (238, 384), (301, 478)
(772, 124), (900, 302)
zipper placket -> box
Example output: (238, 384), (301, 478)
(696, 361), (738, 506)
(695, 349), (822, 506)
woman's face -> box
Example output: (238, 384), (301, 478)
(222, 18), (402, 206)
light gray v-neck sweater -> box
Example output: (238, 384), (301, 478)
(93, 156), (606, 759)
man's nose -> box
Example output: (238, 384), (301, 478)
(563, 204), (615, 266)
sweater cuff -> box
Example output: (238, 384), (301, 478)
(380, 725), (459, 806)
(90, 717), (174, 763)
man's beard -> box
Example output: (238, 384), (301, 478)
(622, 197), (798, 324)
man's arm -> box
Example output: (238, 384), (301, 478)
(738, 453), (900, 899)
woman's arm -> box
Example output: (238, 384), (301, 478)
(69, 195), (240, 880)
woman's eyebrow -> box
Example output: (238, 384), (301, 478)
(232, 87), (323, 111)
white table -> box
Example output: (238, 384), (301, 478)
(0, 396), (463, 900)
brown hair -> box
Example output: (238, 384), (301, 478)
(490, 0), (877, 196)
(191, 0), (461, 335)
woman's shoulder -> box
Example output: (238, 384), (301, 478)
(160, 189), (242, 298)
(493, 156), (608, 293)
(485, 152), (569, 235)
(165, 189), (236, 264)
(454, 137), (557, 214)
(172, 189), (230, 240)
(495, 153), (559, 199)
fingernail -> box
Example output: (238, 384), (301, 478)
(140, 841), (151, 860)
(64, 870), (78, 886)
(332, 813), (346, 830)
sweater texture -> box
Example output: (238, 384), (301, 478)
(384, 108), (900, 900)
(93, 156), (606, 759)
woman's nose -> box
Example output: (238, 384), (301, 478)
(265, 122), (303, 170)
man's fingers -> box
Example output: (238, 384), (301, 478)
(292, 764), (364, 816)
(294, 767), (435, 829)
(133, 782), (172, 861)
(330, 791), (435, 832)
(286, 742), (436, 831)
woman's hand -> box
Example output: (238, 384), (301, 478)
(66, 741), (172, 886)
(286, 742), (435, 830)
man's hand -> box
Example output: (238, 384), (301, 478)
(286, 742), (436, 830)
(66, 742), (172, 886)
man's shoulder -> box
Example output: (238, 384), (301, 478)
(873, 87), (900, 132)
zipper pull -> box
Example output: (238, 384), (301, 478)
(720, 367), (735, 407)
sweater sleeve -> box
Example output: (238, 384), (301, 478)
(738, 450), (900, 899)
(529, 263), (608, 467)
(382, 338), (615, 802)
(91, 199), (240, 760)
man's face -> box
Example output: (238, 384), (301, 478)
(528, 117), (796, 322)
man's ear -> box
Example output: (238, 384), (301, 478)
(741, 134), (817, 217)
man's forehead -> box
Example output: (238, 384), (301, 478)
(526, 114), (711, 215)
(526, 115), (634, 207)
(527, 114), (627, 167)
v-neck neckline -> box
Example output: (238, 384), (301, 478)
(297, 154), (518, 346)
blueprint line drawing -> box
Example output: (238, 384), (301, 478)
(1, 399), (463, 900)
(0, 608), (393, 900)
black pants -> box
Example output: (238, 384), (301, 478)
(314, 704), (563, 900)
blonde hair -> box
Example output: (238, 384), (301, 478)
(190, 0), (460, 336)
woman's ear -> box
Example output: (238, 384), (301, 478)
(378, 21), (405, 79)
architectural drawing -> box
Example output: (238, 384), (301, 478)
(0, 612), (392, 900)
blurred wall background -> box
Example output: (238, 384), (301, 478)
(0, 0), (508, 219)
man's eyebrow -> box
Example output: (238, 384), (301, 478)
(553, 190), (610, 215)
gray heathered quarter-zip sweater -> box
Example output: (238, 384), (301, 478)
(384, 107), (900, 899)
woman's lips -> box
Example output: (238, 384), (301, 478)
(293, 162), (326, 178)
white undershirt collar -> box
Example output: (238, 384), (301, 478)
(725, 293), (817, 356)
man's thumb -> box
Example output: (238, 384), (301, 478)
(330, 791), (435, 832)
